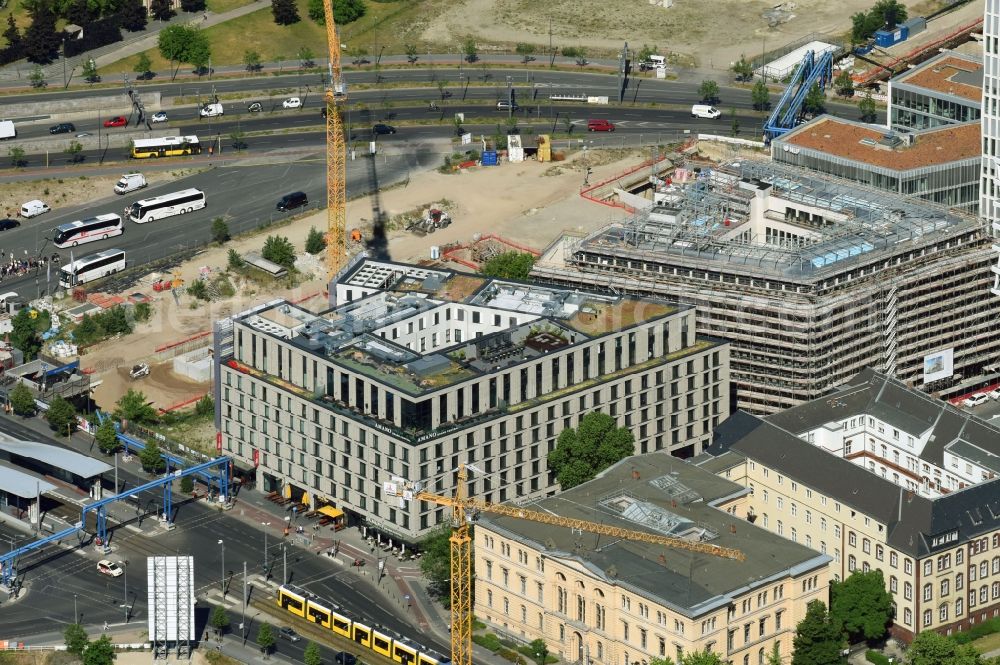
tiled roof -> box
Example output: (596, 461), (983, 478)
(780, 116), (980, 170)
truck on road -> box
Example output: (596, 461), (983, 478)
(0, 121), (16, 140)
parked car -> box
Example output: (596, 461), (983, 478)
(372, 124), (396, 135)
(150, 111), (168, 123)
(248, 102), (263, 113)
(282, 97), (302, 109)
(334, 653), (357, 665)
(20, 200), (50, 218)
(103, 116), (127, 128)
(97, 560), (123, 577)
(587, 119), (615, 132)
(278, 627), (300, 642)
(963, 393), (990, 408)
(277, 192), (308, 211)
(49, 123), (75, 134)
(987, 388), (1000, 400)
(496, 100), (519, 111)
(0, 219), (20, 231)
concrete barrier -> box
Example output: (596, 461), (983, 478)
(697, 134), (767, 148)
(1, 93), (161, 122)
(7, 129), (179, 152)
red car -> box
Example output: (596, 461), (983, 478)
(103, 116), (127, 128)
(587, 119), (615, 132)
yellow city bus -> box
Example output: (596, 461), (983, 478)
(131, 135), (201, 158)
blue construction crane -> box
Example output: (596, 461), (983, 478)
(763, 49), (834, 141)
(0, 455), (230, 588)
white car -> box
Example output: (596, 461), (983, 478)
(20, 200), (50, 218)
(963, 393), (990, 408)
(150, 111), (168, 123)
(987, 388), (1000, 400)
(97, 559), (123, 577)
(282, 97), (302, 109)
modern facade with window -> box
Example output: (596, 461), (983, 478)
(706, 368), (1000, 640)
(888, 50), (982, 131)
(474, 454), (831, 665)
(772, 115), (980, 212)
(982, 0), (1000, 296)
(213, 259), (730, 542)
(533, 159), (999, 415)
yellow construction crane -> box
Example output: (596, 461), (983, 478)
(322, 0), (347, 279)
(389, 465), (745, 665)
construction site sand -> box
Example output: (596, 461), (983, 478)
(421, 0), (941, 72)
(85, 150), (634, 414)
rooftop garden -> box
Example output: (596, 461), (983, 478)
(565, 300), (675, 335)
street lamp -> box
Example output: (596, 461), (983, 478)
(218, 539), (225, 598)
(74, 593), (78, 624)
(262, 522), (270, 579)
(121, 559), (129, 623)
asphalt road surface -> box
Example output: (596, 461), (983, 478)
(0, 416), (443, 656)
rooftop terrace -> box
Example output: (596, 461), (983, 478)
(571, 159), (976, 283)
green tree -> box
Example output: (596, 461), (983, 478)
(45, 395), (77, 434)
(333, 0), (364, 23)
(515, 42), (535, 64)
(304, 642), (322, 665)
(119, 0), (148, 32)
(481, 251), (534, 280)
(180, 0), (206, 11)
(8, 145), (25, 167)
(195, 394), (214, 417)
(829, 569), (892, 642)
(730, 108), (739, 137)
(23, 0), (59, 65)
(699, 79), (720, 102)
(751, 79), (770, 111)
(187, 279), (209, 300)
(528, 639), (549, 665)
(637, 43), (658, 63)
(115, 388), (158, 425)
(134, 302), (152, 322)
(210, 605), (230, 635)
(227, 248), (245, 270)
(11, 308), (41, 359)
(875, 0), (907, 29)
(139, 439), (166, 473)
(547, 412), (635, 489)
(261, 235), (296, 269)
(649, 659), (675, 665)
(243, 49), (262, 72)
(803, 82), (826, 115)
(680, 652), (725, 665)
(149, 0), (173, 20)
(158, 25), (209, 80)
(858, 91), (877, 122)
(462, 36), (478, 62)
(8, 383), (35, 416)
(64, 623), (89, 656)
(133, 52), (153, 79)
(791, 600), (844, 665)
(211, 218), (230, 244)
(29, 65), (46, 88)
(419, 524), (456, 606)
(230, 127), (246, 151)
(81, 58), (99, 83)
(271, 0), (300, 25)
(180, 474), (194, 493)
(257, 622), (275, 657)
(3, 14), (24, 61)
(64, 140), (84, 163)
(404, 43), (419, 63)
(906, 629), (983, 665)
(95, 419), (119, 455)
(82, 635), (115, 665)
(834, 69), (854, 97)
(731, 54), (754, 82)
(766, 643), (782, 665)
(305, 227), (327, 255)
(297, 45), (315, 67)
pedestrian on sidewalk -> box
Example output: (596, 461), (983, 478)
(103, 621), (109, 631)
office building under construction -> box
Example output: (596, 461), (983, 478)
(532, 159), (999, 415)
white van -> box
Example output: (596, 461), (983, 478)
(114, 173), (147, 195)
(200, 103), (224, 118)
(20, 199), (51, 218)
(691, 104), (722, 119)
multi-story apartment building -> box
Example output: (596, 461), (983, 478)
(475, 454), (831, 665)
(705, 368), (1000, 640)
(213, 259), (730, 541)
(533, 159), (1000, 415)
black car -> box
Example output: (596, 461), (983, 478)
(49, 123), (75, 134)
(248, 102), (263, 113)
(0, 219), (19, 231)
(372, 123), (397, 135)
(277, 191), (308, 211)
(278, 627), (300, 642)
(334, 653), (357, 665)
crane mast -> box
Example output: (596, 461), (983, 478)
(323, 0), (346, 279)
(389, 466), (745, 665)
